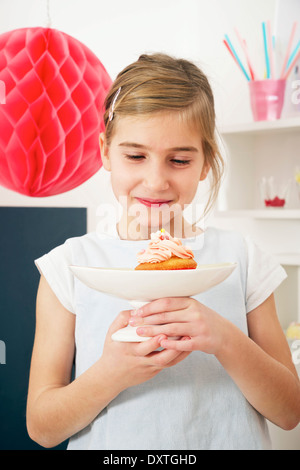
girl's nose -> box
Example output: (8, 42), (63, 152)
(143, 164), (170, 191)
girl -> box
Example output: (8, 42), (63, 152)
(26, 53), (300, 450)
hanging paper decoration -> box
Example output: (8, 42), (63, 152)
(0, 27), (112, 197)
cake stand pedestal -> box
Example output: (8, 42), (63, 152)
(111, 300), (152, 342)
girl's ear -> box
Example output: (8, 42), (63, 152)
(99, 132), (111, 171)
(199, 162), (210, 181)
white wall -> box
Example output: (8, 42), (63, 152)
(0, 0), (278, 231)
(0, 0), (280, 124)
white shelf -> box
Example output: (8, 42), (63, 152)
(215, 209), (300, 219)
(216, 115), (300, 327)
(220, 117), (300, 136)
(275, 253), (300, 266)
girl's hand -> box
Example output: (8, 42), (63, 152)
(129, 297), (232, 355)
(100, 309), (191, 392)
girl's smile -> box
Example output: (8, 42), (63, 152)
(100, 112), (210, 239)
(134, 197), (173, 207)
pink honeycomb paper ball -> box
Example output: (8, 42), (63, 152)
(0, 27), (112, 197)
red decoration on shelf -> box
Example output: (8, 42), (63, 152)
(0, 27), (112, 197)
(264, 197), (285, 207)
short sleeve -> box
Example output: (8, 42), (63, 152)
(34, 241), (75, 313)
(245, 236), (287, 313)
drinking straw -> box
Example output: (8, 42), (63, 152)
(223, 39), (239, 65)
(224, 34), (251, 81)
(234, 27), (256, 80)
(272, 35), (277, 77)
(266, 21), (275, 79)
(262, 22), (271, 78)
(280, 21), (298, 79)
(243, 39), (256, 80)
(286, 40), (300, 69)
(283, 47), (300, 80)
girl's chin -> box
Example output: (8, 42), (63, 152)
(118, 199), (185, 235)
(132, 207), (180, 227)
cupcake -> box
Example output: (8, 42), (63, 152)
(135, 229), (197, 270)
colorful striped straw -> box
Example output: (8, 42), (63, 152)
(262, 22), (271, 79)
(266, 21), (275, 79)
(223, 39), (239, 67)
(224, 34), (251, 81)
(280, 21), (298, 79)
(286, 40), (300, 69)
(272, 35), (277, 77)
(234, 27), (256, 80)
(283, 46), (300, 80)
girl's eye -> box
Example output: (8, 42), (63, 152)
(124, 155), (190, 165)
(125, 155), (145, 161)
(171, 159), (191, 166)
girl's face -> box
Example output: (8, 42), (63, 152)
(100, 112), (209, 240)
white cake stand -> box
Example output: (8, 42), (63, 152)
(69, 263), (237, 342)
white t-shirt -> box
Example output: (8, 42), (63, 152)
(35, 226), (287, 450)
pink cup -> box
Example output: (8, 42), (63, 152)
(249, 79), (286, 121)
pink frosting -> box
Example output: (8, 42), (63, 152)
(137, 230), (194, 264)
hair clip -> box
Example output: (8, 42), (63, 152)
(109, 87), (121, 122)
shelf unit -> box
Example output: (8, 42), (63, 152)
(215, 209), (300, 219)
(220, 116), (300, 136)
(211, 117), (300, 326)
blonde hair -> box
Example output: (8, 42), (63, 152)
(103, 53), (224, 216)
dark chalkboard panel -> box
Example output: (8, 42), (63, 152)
(0, 207), (86, 450)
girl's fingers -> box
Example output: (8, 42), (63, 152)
(136, 322), (191, 339)
(132, 297), (190, 318)
(146, 337), (191, 366)
(165, 350), (191, 367)
(160, 336), (194, 352)
(129, 310), (185, 327)
(107, 310), (131, 336)
(135, 334), (167, 357)
(130, 298), (200, 327)
(135, 335), (191, 366)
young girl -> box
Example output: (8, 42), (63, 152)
(26, 53), (300, 450)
